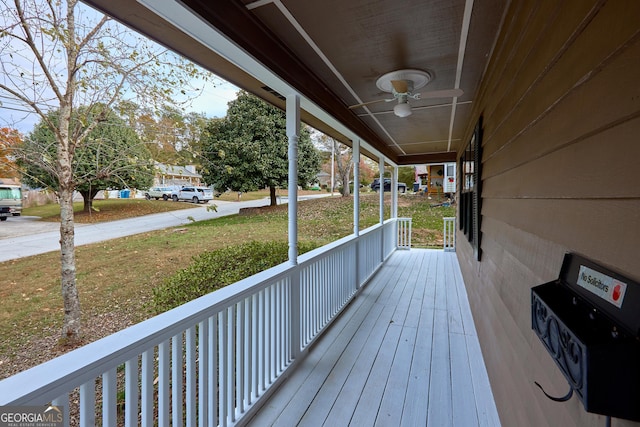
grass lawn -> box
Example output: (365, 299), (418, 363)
(0, 193), (453, 378)
(25, 198), (199, 223)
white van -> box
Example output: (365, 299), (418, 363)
(0, 184), (22, 221)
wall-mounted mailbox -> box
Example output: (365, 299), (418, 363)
(531, 253), (640, 421)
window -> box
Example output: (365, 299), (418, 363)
(459, 117), (483, 260)
(0, 187), (21, 199)
(446, 164), (454, 177)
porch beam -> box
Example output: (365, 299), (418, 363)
(397, 152), (457, 165)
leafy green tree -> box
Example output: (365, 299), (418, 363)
(0, 0), (208, 342)
(21, 106), (154, 212)
(398, 166), (415, 186)
(201, 91), (321, 205)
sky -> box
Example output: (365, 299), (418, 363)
(0, 78), (239, 135)
(0, 1), (239, 135)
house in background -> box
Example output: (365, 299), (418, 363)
(415, 163), (456, 196)
(153, 162), (202, 187)
(315, 171), (331, 188)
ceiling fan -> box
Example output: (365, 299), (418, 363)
(348, 69), (463, 117)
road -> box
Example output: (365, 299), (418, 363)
(0, 195), (326, 263)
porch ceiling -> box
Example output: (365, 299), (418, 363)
(82, 0), (507, 165)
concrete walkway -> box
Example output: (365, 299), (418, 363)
(0, 195), (327, 263)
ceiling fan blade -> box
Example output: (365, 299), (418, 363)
(390, 79), (408, 94)
(419, 88), (464, 99)
(348, 98), (394, 109)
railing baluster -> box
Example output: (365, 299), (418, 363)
(124, 358), (140, 427)
(52, 394), (69, 427)
(227, 306), (235, 423)
(79, 380), (95, 426)
(209, 315), (217, 427)
(219, 310), (228, 427)
(258, 289), (265, 393)
(251, 293), (259, 401)
(198, 320), (209, 426)
(141, 349), (154, 427)
(186, 326), (196, 427)
(444, 217), (456, 251)
(103, 368), (117, 426)
(243, 298), (251, 407)
(171, 335), (183, 427)
(237, 301), (245, 415)
(158, 340), (170, 427)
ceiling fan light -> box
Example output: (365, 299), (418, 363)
(394, 102), (412, 117)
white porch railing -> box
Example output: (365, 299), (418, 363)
(0, 218), (407, 426)
(444, 216), (456, 251)
(397, 217), (412, 249)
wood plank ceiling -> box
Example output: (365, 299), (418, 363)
(83, 0), (507, 165)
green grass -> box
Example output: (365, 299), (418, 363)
(24, 198), (197, 223)
(0, 193), (453, 375)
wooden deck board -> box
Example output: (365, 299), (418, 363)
(247, 249), (500, 427)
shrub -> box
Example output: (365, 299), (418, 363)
(150, 240), (319, 313)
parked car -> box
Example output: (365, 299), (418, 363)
(370, 178), (407, 193)
(0, 183), (22, 220)
(145, 187), (174, 201)
(172, 186), (214, 204)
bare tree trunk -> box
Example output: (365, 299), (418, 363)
(334, 139), (353, 197)
(340, 170), (351, 197)
(58, 101), (81, 343)
(269, 186), (277, 206)
(58, 185), (81, 342)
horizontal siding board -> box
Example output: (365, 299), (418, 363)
(482, 198), (640, 280)
(481, 0), (597, 158)
(482, 117), (640, 199)
(483, 39), (640, 181)
(484, 2), (640, 164)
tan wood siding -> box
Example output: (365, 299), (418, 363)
(457, 1), (640, 426)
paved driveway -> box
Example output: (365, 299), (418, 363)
(0, 194), (330, 262)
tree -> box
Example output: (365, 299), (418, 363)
(398, 166), (415, 187)
(132, 106), (208, 167)
(315, 133), (353, 196)
(0, 0), (207, 342)
(21, 106), (154, 212)
(201, 91), (321, 206)
(0, 127), (22, 178)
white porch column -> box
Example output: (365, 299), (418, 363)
(391, 166), (398, 219)
(286, 94), (300, 265)
(378, 156), (384, 263)
(353, 140), (361, 289)
(286, 93), (301, 361)
(378, 156), (384, 225)
(353, 140), (360, 236)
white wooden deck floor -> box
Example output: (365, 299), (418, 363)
(248, 249), (501, 427)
